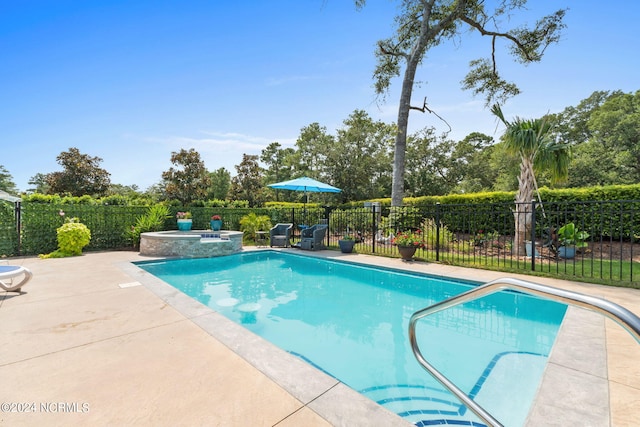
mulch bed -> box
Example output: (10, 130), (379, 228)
(471, 239), (640, 263)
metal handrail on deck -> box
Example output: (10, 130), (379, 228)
(408, 277), (640, 427)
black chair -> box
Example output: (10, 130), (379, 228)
(270, 223), (293, 247)
(300, 224), (328, 251)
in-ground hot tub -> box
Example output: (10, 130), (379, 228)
(139, 230), (244, 258)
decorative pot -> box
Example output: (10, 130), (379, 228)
(558, 246), (576, 259)
(177, 219), (193, 231)
(338, 239), (355, 253)
(210, 219), (223, 231)
(525, 241), (540, 258)
(397, 245), (417, 261)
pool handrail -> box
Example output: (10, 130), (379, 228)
(408, 277), (640, 427)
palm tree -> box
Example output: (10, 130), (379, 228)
(491, 104), (571, 255)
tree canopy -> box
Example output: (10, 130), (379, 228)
(551, 90), (640, 187)
(357, 0), (567, 205)
(229, 154), (264, 207)
(208, 167), (231, 201)
(162, 148), (211, 204)
(10, 88), (640, 206)
(0, 165), (18, 195)
(46, 147), (111, 197)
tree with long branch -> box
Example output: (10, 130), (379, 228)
(357, 0), (567, 206)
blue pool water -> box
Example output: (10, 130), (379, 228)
(137, 251), (567, 426)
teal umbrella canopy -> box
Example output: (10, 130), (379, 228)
(268, 177), (341, 219)
(268, 176), (341, 194)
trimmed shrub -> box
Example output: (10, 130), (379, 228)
(39, 218), (91, 258)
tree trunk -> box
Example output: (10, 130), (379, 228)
(386, 1), (467, 206)
(391, 51), (422, 207)
(513, 156), (536, 255)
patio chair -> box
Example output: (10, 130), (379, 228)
(0, 265), (33, 292)
(300, 224), (328, 251)
(270, 223), (293, 248)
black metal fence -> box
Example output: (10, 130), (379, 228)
(1, 200), (638, 286)
(324, 201), (639, 286)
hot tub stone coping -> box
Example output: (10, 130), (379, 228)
(141, 230), (243, 239)
(139, 230), (244, 257)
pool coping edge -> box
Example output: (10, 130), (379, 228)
(118, 259), (413, 427)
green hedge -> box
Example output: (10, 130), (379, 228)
(382, 200), (640, 241)
(345, 184), (640, 207)
(20, 204), (149, 255)
(0, 201), (18, 257)
(4, 185), (640, 256)
(343, 184), (640, 239)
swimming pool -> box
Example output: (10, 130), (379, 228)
(137, 251), (567, 426)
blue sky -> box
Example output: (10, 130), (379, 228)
(1, 1), (639, 193)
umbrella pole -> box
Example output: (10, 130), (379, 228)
(303, 190), (307, 225)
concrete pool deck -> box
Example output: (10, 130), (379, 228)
(0, 249), (638, 426)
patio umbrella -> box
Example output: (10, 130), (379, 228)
(268, 176), (341, 222)
(268, 176), (341, 197)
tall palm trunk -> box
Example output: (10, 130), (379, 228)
(513, 156), (536, 255)
(491, 104), (570, 257)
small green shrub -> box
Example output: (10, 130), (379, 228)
(239, 213), (271, 242)
(558, 222), (590, 248)
(471, 230), (500, 247)
(39, 218), (91, 258)
(421, 218), (455, 250)
(125, 204), (171, 248)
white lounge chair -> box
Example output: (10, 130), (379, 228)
(0, 265), (32, 292)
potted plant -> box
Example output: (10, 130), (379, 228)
(176, 211), (193, 231)
(557, 222), (589, 259)
(338, 234), (356, 253)
(392, 229), (425, 261)
(210, 215), (223, 231)
(525, 240), (540, 258)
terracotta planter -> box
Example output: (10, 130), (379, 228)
(397, 245), (417, 261)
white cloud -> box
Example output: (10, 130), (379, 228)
(133, 131), (297, 179)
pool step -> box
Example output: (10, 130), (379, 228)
(291, 349), (548, 426)
(359, 384), (486, 426)
(360, 351), (548, 426)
